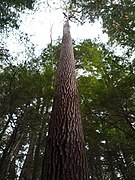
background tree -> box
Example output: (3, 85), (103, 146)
(0, 53), (54, 179)
(76, 40), (135, 179)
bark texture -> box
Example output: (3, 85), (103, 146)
(42, 20), (89, 180)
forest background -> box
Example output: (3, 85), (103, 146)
(0, 0), (135, 179)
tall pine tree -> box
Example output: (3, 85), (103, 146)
(42, 20), (89, 180)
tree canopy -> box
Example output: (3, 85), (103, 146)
(72, 0), (135, 48)
(0, 0), (36, 30)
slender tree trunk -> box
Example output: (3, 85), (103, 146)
(0, 125), (23, 180)
(42, 20), (89, 180)
(19, 133), (36, 180)
(7, 158), (17, 180)
(0, 113), (12, 142)
(31, 122), (45, 180)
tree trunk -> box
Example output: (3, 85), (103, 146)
(0, 125), (23, 180)
(31, 121), (45, 180)
(19, 133), (36, 180)
(0, 113), (12, 142)
(7, 158), (17, 180)
(42, 20), (89, 180)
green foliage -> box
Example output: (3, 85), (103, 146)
(0, 36), (135, 179)
(77, 40), (135, 179)
(0, 44), (56, 179)
(71, 0), (135, 48)
(101, 1), (135, 48)
(0, 0), (36, 30)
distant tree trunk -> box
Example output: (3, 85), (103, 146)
(0, 125), (23, 180)
(7, 158), (17, 180)
(42, 20), (89, 180)
(31, 121), (45, 180)
(0, 113), (12, 142)
(106, 148), (117, 180)
(19, 133), (36, 180)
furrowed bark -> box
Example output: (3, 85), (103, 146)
(42, 20), (89, 180)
